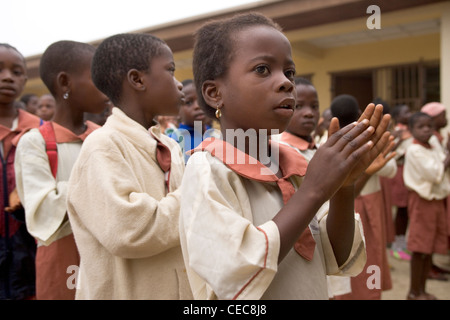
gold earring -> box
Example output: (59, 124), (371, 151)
(215, 108), (222, 119)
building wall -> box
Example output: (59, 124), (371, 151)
(293, 32), (440, 110)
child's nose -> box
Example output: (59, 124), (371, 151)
(0, 69), (14, 81)
(277, 74), (294, 92)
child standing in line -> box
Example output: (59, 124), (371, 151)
(66, 33), (193, 300)
(178, 12), (392, 300)
(420, 102), (450, 280)
(14, 40), (110, 300)
(330, 94), (397, 300)
(0, 43), (41, 300)
(389, 104), (413, 260)
(20, 93), (39, 115)
(403, 112), (450, 300)
(168, 79), (216, 163)
(35, 93), (56, 121)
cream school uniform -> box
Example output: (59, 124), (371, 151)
(66, 107), (192, 300)
(404, 140), (450, 202)
(404, 140), (450, 255)
(15, 122), (99, 246)
(14, 121), (99, 299)
(179, 137), (366, 300)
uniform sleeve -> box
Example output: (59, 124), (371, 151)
(317, 204), (366, 276)
(66, 137), (182, 259)
(14, 129), (68, 245)
(377, 158), (397, 179)
(406, 146), (445, 184)
(179, 152), (280, 300)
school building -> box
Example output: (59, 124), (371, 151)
(23, 0), (450, 119)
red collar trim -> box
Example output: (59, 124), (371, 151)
(280, 131), (315, 151)
(412, 138), (432, 149)
(190, 137), (308, 183)
(52, 120), (100, 143)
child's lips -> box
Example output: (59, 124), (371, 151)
(275, 97), (295, 110)
(0, 86), (16, 96)
(273, 98), (295, 117)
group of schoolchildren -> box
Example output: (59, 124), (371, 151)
(0, 12), (448, 301)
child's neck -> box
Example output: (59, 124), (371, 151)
(0, 103), (19, 128)
(52, 107), (86, 135)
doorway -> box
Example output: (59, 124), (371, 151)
(331, 71), (374, 111)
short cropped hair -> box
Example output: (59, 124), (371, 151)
(294, 77), (313, 87)
(192, 12), (282, 119)
(0, 43), (26, 67)
(182, 79), (194, 87)
(390, 104), (409, 121)
(330, 94), (360, 128)
(408, 111), (431, 129)
(20, 93), (37, 104)
(91, 33), (166, 106)
(39, 40), (95, 96)
(372, 97), (390, 115)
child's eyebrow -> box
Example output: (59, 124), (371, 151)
(249, 55), (295, 66)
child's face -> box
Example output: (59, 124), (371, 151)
(411, 116), (433, 144)
(0, 47), (27, 105)
(36, 94), (56, 121)
(397, 105), (411, 124)
(217, 25), (296, 132)
(180, 83), (205, 126)
(69, 56), (111, 114)
(286, 84), (319, 138)
(25, 95), (39, 114)
(143, 44), (184, 117)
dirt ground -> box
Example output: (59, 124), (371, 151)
(381, 251), (450, 300)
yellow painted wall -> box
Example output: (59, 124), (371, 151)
(292, 32), (440, 111)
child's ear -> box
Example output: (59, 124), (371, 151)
(127, 69), (145, 91)
(56, 71), (70, 97)
(202, 80), (222, 108)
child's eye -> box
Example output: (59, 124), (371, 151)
(255, 65), (269, 75)
(284, 69), (296, 81)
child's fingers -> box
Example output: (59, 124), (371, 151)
(381, 137), (395, 157)
(384, 151), (397, 164)
(324, 120), (359, 148)
(369, 113), (392, 147)
(330, 119), (373, 154)
(327, 117), (340, 138)
(357, 103), (375, 123)
(339, 124), (375, 158)
(366, 104), (384, 130)
(366, 131), (393, 163)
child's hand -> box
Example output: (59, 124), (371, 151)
(303, 117), (375, 203)
(5, 188), (23, 213)
(329, 103), (393, 186)
(365, 137), (396, 176)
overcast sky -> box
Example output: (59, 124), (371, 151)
(2, 0), (261, 58)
